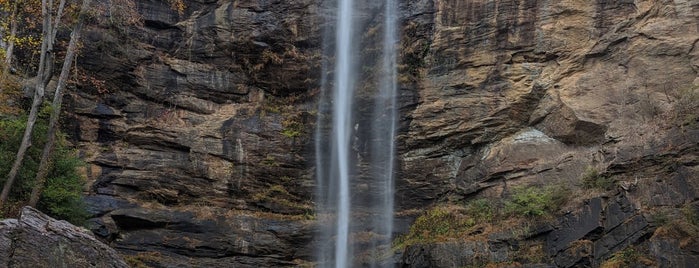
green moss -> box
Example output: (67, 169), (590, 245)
(269, 184), (290, 195)
(260, 156), (279, 167)
(281, 128), (301, 138)
(281, 116), (304, 138)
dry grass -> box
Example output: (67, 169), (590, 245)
(600, 246), (656, 268)
(652, 219), (699, 249)
(123, 251), (163, 268)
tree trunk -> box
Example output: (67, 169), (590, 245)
(50, 0), (67, 42)
(2, 1), (19, 77)
(29, 0), (89, 207)
(0, 0), (53, 208)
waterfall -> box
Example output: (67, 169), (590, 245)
(316, 0), (398, 267)
(332, 0), (354, 266)
(371, 0), (397, 260)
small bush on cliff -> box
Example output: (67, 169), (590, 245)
(0, 115), (87, 224)
(671, 85), (698, 127)
(38, 146), (88, 224)
(464, 198), (495, 226)
(504, 185), (569, 218)
(580, 166), (615, 190)
(395, 199), (501, 248)
(683, 203), (699, 227)
(601, 247), (655, 268)
(394, 205), (471, 248)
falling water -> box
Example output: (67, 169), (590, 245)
(316, 0), (398, 267)
(371, 0), (398, 257)
(332, 0), (354, 266)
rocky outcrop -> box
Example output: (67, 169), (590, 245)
(0, 207), (128, 268)
(68, 1), (321, 266)
(57, 0), (699, 266)
(399, 0), (699, 206)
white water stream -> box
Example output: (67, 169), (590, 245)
(316, 0), (398, 267)
(332, 0), (354, 266)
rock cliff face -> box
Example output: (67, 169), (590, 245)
(66, 0), (698, 267)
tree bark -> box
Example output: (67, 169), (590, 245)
(29, 0), (89, 207)
(2, 1), (19, 77)
(0, 0), (53, 208)
(50, 0), (67, 43)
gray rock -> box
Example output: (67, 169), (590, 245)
(546, 198), (604, 256)
(0, 207), (128, 268)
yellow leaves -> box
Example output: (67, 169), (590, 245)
(0, 0), (15, 11)
(0, 0), (42, 51)
(168, 0), (186, 15)
(3, 35), (41, 49)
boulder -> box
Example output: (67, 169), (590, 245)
(0, 207), (128, 268)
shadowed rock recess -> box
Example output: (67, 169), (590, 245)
(63, 0), (698, 267)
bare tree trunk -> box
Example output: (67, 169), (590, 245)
(29, 0), (89, 207)
(50, 0), (67, 42)
(2, 1), (19, 77)
(0, 0), (53, 208)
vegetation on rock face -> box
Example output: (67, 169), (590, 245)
(394, 205), (471, 248)
(464, 198), (495, 226)
(252, 184), (314, 217)
(0, 112), (87, 224)
(0, 0), (141, 223)
(670, 85), (699, 128)
(123, 251), (163, 268)
(652, 205), (699, 246)
(601, 246), (655, 268)
(580, 166), (615, 190)
(504, 185), (570, 217)
(396, 186), (570, 249)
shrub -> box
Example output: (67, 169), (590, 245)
(672, 86), (698, 127)
(504, 185), (569, 218)
(0, 116), (49, 200)
(394, 205), (471, 248)
(581, 166), (615, 190)
(465, 198), (495, 226)
(39, 146), (88, 224)
(649, 210), (670, 226)
(0, 115), (87, 224)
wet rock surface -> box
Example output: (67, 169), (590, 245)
(60, 0), (699, 266)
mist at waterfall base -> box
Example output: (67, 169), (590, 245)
(314, 0), (399, 267)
